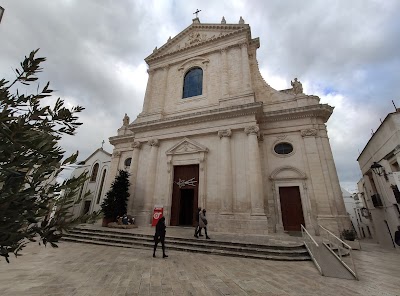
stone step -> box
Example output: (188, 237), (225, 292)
(64, 232), (308, 256)
(61, 236), (311, 261)
(62, 227), (311, 261)
(70, 227), (306, 250)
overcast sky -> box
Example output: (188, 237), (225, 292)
(1, 0), (399, 192)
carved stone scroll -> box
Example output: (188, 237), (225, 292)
(301, 129), (318, 137)
(245, 125), (260, 136)
(148, 139), (160, 147)
(131, 141), (141, 149)
(218, 129), (232, 138)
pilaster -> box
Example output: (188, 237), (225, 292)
(245, 125), (264, 215)
(142, 69), (154, 113)
(127, 141), (141, 214)
(218, 129), (233, 214)
(240, 43), (252, 90)
(143, 139), (159, 219)
(220, 48), (229, 97)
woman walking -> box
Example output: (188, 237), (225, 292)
(196, 209), (211, 239)
(153, 216), (168, 258)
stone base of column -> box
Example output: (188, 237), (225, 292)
(208, 213), (269, 235)
(275, 223), (284, 233)
(317, 215), (351, 237)
(250, 209), (266, 216)
(220, 211), (234, 215)
(134, 211), (152, 226)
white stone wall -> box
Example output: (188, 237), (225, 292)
(69, 149), (111, 218)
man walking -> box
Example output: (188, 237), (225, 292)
(194, 207), (203, 238)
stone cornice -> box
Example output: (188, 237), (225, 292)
(260, 104), (334, 123)
(129, 102), (263, 133)
(145, 23), (250, 64)
(109, 134), (135, 146)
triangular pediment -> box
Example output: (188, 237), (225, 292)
(146, 23), (249, 62)
(166, 138), (208, 155)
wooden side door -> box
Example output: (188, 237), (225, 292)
(279, 186), (305, 231)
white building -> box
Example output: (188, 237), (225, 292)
(342, 188), (360, 237)
(357, 110), (400, 248)
(105, 17), (350, 235)
(342, 187), (374, 239)
(70, 148), (111, 218)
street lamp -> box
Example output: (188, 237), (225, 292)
(371, 162), (389, 181)
(0, 6), (4, 24)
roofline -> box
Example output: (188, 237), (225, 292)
(83, 147), (112, 163)
(145, 22), (250, 63)
(357, 111), (398, 161)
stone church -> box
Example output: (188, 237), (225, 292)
(106, 16), (350, 235)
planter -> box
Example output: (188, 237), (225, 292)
(343, 239), (361, 250)
(102, 217), (114, 227)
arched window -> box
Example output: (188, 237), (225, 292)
(183, 67), (203, 98)
(124, 158), (132, 168)
(90, 163), (99, 182)
(96, 169), (107, 204)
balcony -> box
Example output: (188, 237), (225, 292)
(371, 194), (383, 208)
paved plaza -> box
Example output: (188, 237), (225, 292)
(0, 240), (399, 296)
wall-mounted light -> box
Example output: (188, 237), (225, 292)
(370, 162), (389, 181)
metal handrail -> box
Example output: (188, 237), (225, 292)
(301, 225), (322, 275)
(319, 225), (358, 280)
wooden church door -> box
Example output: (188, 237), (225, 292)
(170, 165), (199, 226)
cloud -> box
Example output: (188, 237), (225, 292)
(1, 0), (399, 191)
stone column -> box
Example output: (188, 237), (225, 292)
(218, 129), (233, 214)
(127, 141), (141, 214)
(142, 69), (154, 113)
(144, 139), (159, 215)
(220, 48), (229, 97)
(245, 125), (264, 215)
(241, 43), (252, 90)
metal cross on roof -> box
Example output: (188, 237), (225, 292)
(193, 9), (201, 18)
(101, 140), (105, 148)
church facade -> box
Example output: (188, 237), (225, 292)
(106, 17), (350, 235)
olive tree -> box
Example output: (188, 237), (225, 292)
(0, 49), (88, 262)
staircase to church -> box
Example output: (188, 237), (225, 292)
(61, 226), (311, 261)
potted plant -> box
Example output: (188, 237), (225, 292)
(341, 229), (361, 250)
(101, 170), (130, 227)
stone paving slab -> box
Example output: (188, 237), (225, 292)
(0, 240), (399, 296)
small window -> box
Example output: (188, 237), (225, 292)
(96, 169), (107, 204)
(274, 143), (293, 155)
(90, 163), (99, 182)
(124, 158), (132, 167)
(183, 67), (203, 98)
